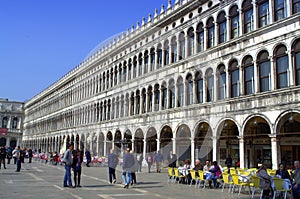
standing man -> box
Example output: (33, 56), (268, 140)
(85, 149), (91, 167)
(0, 146), (7, 169)
(167, 150), (177, 168)
(27, 148), (33, 163)
(6, 146), (12, 164)
(15, 146), (21, 172)
(122, 148), (135, 189)
(146, 153), (153, 173)
(107, 149), (118, 184)
(62, 143), (74, 188)
(154, 150), (163, 173)
(292, 160), (300, 199)
(137, 153), (143, 172)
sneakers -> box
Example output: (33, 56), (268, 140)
(112, 179), (116, 184)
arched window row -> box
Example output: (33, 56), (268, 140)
(29, 1), (300, 119)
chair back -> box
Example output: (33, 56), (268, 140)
(168, 167), (174, 177)
(174, 168), (180, 177)
(222, 172), (230, 183)
(231, 174), (239, 184)
(251, 175), (261, 188)
(273, 178), (285, 191)
(198, 170), (205, 181)
(230, 168), (237, 174)
(190, 170), (196, 180)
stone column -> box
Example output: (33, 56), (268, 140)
(212, 136), (217, 161)
(268, 0), (273, 24)
(203, 27), (207, 51)
(191, 139), (195, 167)
(269, 134), (279, 170)
(270, 56), (275, 90)
(172, 138), (176, 155)
(156, 139), (160, 152)
(226, 15), (230, 41)
(237, 136), (245, 169)
(131, 138), (135, 151)
(103, 140), (107, 157)
(214, 22), (219, 45)
(288, 50), (293, 86)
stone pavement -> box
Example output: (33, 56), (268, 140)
(0, 160), (258, 199)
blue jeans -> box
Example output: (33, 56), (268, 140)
(292, 184), (300, 199)
(64, 165), (72, 186)
(122, 171), (132, 185)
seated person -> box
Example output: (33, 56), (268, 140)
(203, 160), (213, 188)
(193, 159), (203, 177)
(256, 163), (273, 199)
(292, 161), (300, 199)
(276, 163), (292, 189)
(209, 161), (222, 188)
(177, 161), (187, 183)
(184, 159), (192, 184)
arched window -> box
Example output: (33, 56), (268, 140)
(138, 53), (143, 76)
(161, 83), (167, 110)
(157, 44), (163, 68)
(186, 74), (193, 105)
(179, 32), (185, 60)
(114, 66), (118, 86)
(144, 50), (149, 74)
(120, 95), (124, 117)
(217, 11), (227, 44)
(110, 69), (113, 88)
(206, 69), (214, 102)
(148, 86), (153, 112)
(115, 97), (119, 118)
(130, 93), (135, 115)
(119, 63), (122, 84)
(128, 59), (132, 81)
(275, 45), (289, 89)
(242, 0), (254, 33)
(123, 61), (127, 82)
(207, 17), (215, 49)
(171, 36), (177, 63)
(292, 39), (300, 85)
(243, 56), (254, 95)
(133, 56), (137, 78)
(154, 84), (160, 111)
(196, 23), (205, 52)
(257, 51), (271, 92)
(164, 40), (170, 66)
(107, 99), (111, 120)
(136, 90), (140, 114)
(169, 79), (175, 109)
(292, 0), (300, 14)
(177, 77), (184, 107)
(274, 0), (286, 21)
(229, 5), (239, 39)
(187, 28), (195, 56)
(2, 117), (8, 128)
(217, 64), (226, 100)
(195, 71), (203, 103)
(229, 60), (240, 98)
(150, 48), (155, 71)
(258, 0), (270, 28)
(142, 89), (146, 113)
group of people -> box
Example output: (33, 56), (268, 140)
(0, 145), (30, 172)
(256, 161), (300, 199)
(61, 144), (84, 188)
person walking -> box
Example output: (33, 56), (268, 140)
(154, 150), (163, 173)
(137, 153), (143, 172)
(122, 148), (135, 189)
(146, 153), (153, 173)
(15, 146), (21, 172)
(27, 148), (33, 163)
(107, 149), (118, 184)
(72, 149), (83, 188)
(6, 146), (12, 164)
(62, 144), (74, 188)
(85, 149), (91, 167)
(0, 146), (7, 169)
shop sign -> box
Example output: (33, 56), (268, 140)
(0, 128), (8, 136)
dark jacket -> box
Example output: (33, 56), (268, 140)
(167, 154), (177, 168)
(276, 169), (291, 181)
(122, 152), (135, 171)
(108, 153), (118, 169)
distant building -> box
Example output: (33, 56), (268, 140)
(0, 98), (24, 148)
(23, 0), (300, 169)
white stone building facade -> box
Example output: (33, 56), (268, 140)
(23, 0), (300, 169)
(0, 99), (24, 148)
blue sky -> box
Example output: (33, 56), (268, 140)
(0, 0), (166, 102)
